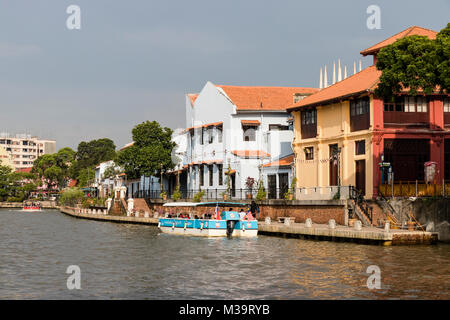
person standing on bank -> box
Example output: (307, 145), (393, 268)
(250, 201), (259, 219)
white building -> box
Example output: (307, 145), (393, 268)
(181, 82), (318, 198)
(0, 133), (56, 170)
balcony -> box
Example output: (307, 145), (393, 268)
(384, 111), (429, 127)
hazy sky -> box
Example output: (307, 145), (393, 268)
(0, 0), (448, 150)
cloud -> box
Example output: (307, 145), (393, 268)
(0, 42), (41, 58)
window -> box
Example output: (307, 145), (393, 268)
(301, 109), (316, 125)
(350, 97), (370, 131)
(199, 165), (204, 186)
(350, 97), (370, 116)
(300, 109), (317, 139)
(269, 124), (290, 131)
(384, 96), (428, 113)
(304, 147), (314, 160)
(200, 128), (205, 145)
(243, 126), (256, 141)
(217, 125), (223, 143)
(355, 140), (365, 155)
(209, 165), (213, 186)
(208, 128), (214, 144)
(444, 98), (450, 113)
(218, 164), (223, 185)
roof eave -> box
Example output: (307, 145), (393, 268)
(287, 90), (371, 112)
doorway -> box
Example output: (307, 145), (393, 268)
(329, 144), (339, 186)
(355, 160), (366, 195)
(268, 175), (277, 199)
(279, 173), (289, 199)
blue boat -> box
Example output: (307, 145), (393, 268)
(158, 202), (258, 238)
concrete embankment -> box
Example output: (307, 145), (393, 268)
(60, 207), (158, 225)
(60, 206), (438, 245)
(0, 201), (59, 209)
(258, 221), (438, 245)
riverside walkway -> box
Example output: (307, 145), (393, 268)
(60, 207), (438, 245)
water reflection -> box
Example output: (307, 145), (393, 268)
(0, 209), (448, 299)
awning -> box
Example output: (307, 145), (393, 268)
(241, 120), (261, 126)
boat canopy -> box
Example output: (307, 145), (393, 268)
(162, 201), (247, 207)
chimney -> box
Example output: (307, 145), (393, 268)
(324, 65), (328, 88)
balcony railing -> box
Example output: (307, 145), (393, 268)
(384, 111), (429, 126)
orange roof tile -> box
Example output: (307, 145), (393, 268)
(187, 93), (199, 106)
(231, 150), (271, 158)
(120, 142), (134, 151)
(68, 179), (78, 188)
(215, 85), (319, 111)
(287, 66), (381, 111)
(241, 120), (261, 126)
(16, 167), (32, 173)
(263, 154), (294, 167)
(360, 26), (437, 56)
(185, 121), (223, 132)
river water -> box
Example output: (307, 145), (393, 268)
(0, 209), (449, 300)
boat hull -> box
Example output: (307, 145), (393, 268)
(158, 218), (258, 237)
(22, 207), (41, 212)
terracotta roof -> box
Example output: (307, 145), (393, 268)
(262, 154), (294, 168)
(360, 26), (437, 56)
(185, 121), (223, 132)
(187, 93), (199, 106)
(16, 167), (32, 173)
(215, 85), (319, 111)
(231, 150), (271, 158)
(120, 142), (134, 151)
(67, 179), (78, 188)
(287, 66), (381, 111)
(241, 120), (261, 126)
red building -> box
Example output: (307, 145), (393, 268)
(363, 26), (449, 195)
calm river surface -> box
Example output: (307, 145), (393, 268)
(0, 209), (449, 300)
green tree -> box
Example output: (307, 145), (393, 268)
(32, 147), (76, 190)
(116, 121), (176, 180)
(71, 138), (116, 179)
(77, 168), (95, 188)
(375, 23), (450, 100)
(0, 165), (13, 201)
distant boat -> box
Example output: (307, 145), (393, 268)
(22, 201), (41, 212)
(159, 202), (258, 238)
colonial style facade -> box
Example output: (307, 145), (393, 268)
(182, 82), (318, 198)
(287, 26), (449, 199)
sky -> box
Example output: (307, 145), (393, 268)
(0, 0), (448, 150)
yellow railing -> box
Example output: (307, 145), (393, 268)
(379, 181), (450, 197)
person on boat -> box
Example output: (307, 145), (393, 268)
(239, 209), (246, 220)
(244, 210), (255, 221)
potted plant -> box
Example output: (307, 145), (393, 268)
(245, 177), (255, 199)
(284, 177), (297, 200)
(256, 180), (266, 201)
(172, 185), (181, 201)
(193, 190), (205, 202)
(160, 191), (167, 201)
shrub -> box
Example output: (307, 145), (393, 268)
(172, 185), (181, 201)
(193, 190), (205, 202)
(59, 188), (84, 207)
(256, 180), (266, 201)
